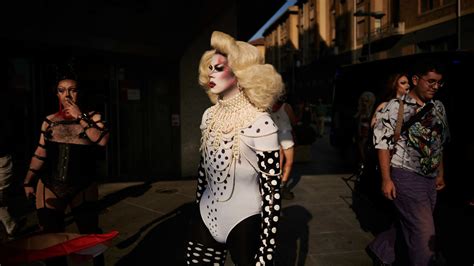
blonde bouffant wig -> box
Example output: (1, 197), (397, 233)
(198, 31), (284, 110)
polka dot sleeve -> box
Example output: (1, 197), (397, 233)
(255, 150), (281, 265)
(195, 156), (207, 204)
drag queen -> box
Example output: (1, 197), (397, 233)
(186, 31), (284, 265)
(23, 66), (109, 266)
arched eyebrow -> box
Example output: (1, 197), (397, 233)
(215, 51), (227, 57)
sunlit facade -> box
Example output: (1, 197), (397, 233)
(261, 0), (474, 102)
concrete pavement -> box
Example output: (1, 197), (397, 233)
(43, 131), (374, 265)
(89, 173), (375, 266)
(80, 132), (377, 265)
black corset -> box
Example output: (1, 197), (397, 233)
(41, 141), (100, 198)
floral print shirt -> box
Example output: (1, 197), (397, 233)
(373, 94), (450, 177)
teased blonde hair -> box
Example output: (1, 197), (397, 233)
(198, 31), (284, 110)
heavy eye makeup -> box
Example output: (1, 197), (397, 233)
(209, 64), (225, 72)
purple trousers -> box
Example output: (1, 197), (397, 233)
(368, 167), (437, 266)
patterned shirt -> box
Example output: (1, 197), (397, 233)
(373, 94), (450, 177)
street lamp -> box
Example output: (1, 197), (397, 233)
(354, 8), (385, 61)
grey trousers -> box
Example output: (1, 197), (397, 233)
(368, 167), (437, 266)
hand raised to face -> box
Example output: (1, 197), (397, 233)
(57, 79), (81, 118)
(63, 96), (82, 119)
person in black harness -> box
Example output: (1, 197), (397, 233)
(23, 66), (109, 265)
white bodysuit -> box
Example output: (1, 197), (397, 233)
(199, 107), (279, 243)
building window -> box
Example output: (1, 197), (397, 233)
(442, 0), (455, 4)
(419, 0), (454, 13)
(299, 11), (304, 33)
(422, 0), (434, 10)
(374, 18), (381, 35)
(280, 23), (288, 44)
(357, 19), (365, 40)
(310, 8), (315, 21)
(419, 0), (453, 13)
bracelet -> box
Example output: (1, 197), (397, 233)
(78, 112), (89, 121)
(79, 113), (96, 128)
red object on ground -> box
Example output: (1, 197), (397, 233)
(0, 230), (118, 264)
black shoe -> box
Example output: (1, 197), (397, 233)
(365, 246), (391, 266)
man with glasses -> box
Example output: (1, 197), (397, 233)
(367, 60), (450, 266)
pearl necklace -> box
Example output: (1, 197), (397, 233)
(201, 91), (260, 160)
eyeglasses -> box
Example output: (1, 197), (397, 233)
(417, 76), (445, 88)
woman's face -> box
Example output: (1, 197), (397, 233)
(396, 75), (410, 96)
(57, 79), (78, 105)
(208, 53), (238, 97)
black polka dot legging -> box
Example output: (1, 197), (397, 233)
(188, 151), (281, 265)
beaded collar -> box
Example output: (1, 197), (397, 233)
(200, 91), (261, 160)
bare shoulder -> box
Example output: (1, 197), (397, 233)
(42, 113), (58, 129)
(45, 113), (57, 120)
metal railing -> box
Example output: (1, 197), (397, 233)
(365, 22), (405, 42)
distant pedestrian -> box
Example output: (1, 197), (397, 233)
(293, 99), (316, 145)
(312, 97), (326, 137)
(271, 98), (297, 200)
(371, 72), (411, 128)
(354, 91), (376, 166)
